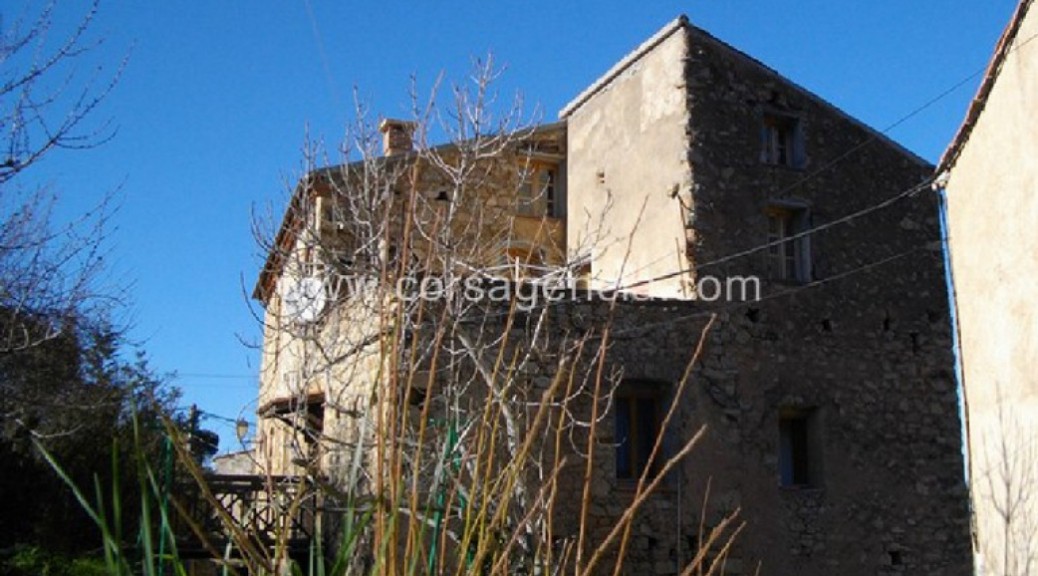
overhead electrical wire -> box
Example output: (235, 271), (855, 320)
(613, 178), (933, 293)
(213, 9), (1038, 408)
(609, 244), (931, 338)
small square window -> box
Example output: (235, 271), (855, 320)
(766, 205), (811, 283)
(615, 386), (665, 480)
(761, 113), (803, 168)
(779, 408), (822, 488)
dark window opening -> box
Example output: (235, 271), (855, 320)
(889, 550), (903, 566)
(303, 400), (324, 447)
(615, 387), (665, 480)
(779, 408), (821, 488)
(543, 168), (557, 217)
(262, 393), (325, 466)
(761, 113), (804, 168)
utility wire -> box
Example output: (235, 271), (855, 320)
(301, 0), (344, 114)
(568, 24), (1038, 287)
(456, 171), (934, 329)
(174, 372), (254, 380)
(614, 178), (932, 293)
(606, 26), (1038, 294)
(591, 46), (996, 285)
(609, 244), (931, 338)
(177, 405), (255, 426)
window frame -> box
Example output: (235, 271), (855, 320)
(517, 161), (561, 218)
(760, 112), (804, 169)
(502, 245), (547, 280)
(766, 204), (811, 283)
(614, 382), (668, 481)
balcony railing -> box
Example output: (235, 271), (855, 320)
(175, 474), (316, 560)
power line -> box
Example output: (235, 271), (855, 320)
(602, 24), (1038, 293)
(537, 26), (1038, 327)
(301, 0), (344, 116)
(173, 372), (254, 380)
(177, 405), (255, 426)
(566, 43), (981, 287)
(609, 244), (930, 338)
(614, 178), (932, 293)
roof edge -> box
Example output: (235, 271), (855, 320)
(937, 0), (1034, 175)
(686, 26), (932, 169)
(559, 15), (689, 119)
(251, 122), (570, 304)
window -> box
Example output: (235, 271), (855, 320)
(518, 163), (560, 218)
(779, 408), (821, 488)
(766, 205), (811, 283)
(615, 386), (664, 480)
(761, 113), (803, 168)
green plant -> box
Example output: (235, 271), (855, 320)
(33, 413), (189, 576)
(1, 545), (109, 576)
(36, 57), (744, 576)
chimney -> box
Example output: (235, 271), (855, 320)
(378, 118), (416, 156)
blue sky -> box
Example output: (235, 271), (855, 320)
(22, 1), (1019, 450)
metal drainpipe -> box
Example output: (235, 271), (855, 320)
(934, 176), (971, 486)
(935, 174), (982, 575)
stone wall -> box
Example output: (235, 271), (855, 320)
(250, 17), (974, 574)
(481, 291), (971, 575)
(660, 23), (969, 576)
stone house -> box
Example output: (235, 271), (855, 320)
(250, 15), (973, 575)
(936, 0), (1038, 573)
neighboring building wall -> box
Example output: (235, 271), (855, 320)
(563, 19), (693, 298)
(942, 2), (1038, 573)
(212, 451), (256, 475)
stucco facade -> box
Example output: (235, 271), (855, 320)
(250, 15), (974, 575)
(563, 23), (692, 297)
(939, 1), (1038, 573)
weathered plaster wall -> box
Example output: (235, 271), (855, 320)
(563, 22), (693, 297)
(255, 128), (571, 476)
(943, 4), (1038, 573)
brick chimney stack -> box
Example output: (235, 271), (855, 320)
(378, 119), (416, 156)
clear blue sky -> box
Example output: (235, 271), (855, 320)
(24, 0), (1019, 451)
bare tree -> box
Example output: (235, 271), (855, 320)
(976, 387), (1038, 576)
(0, 1), (123, 431)
(233, 57), (741, 575)
(0, 0), (122, 353)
